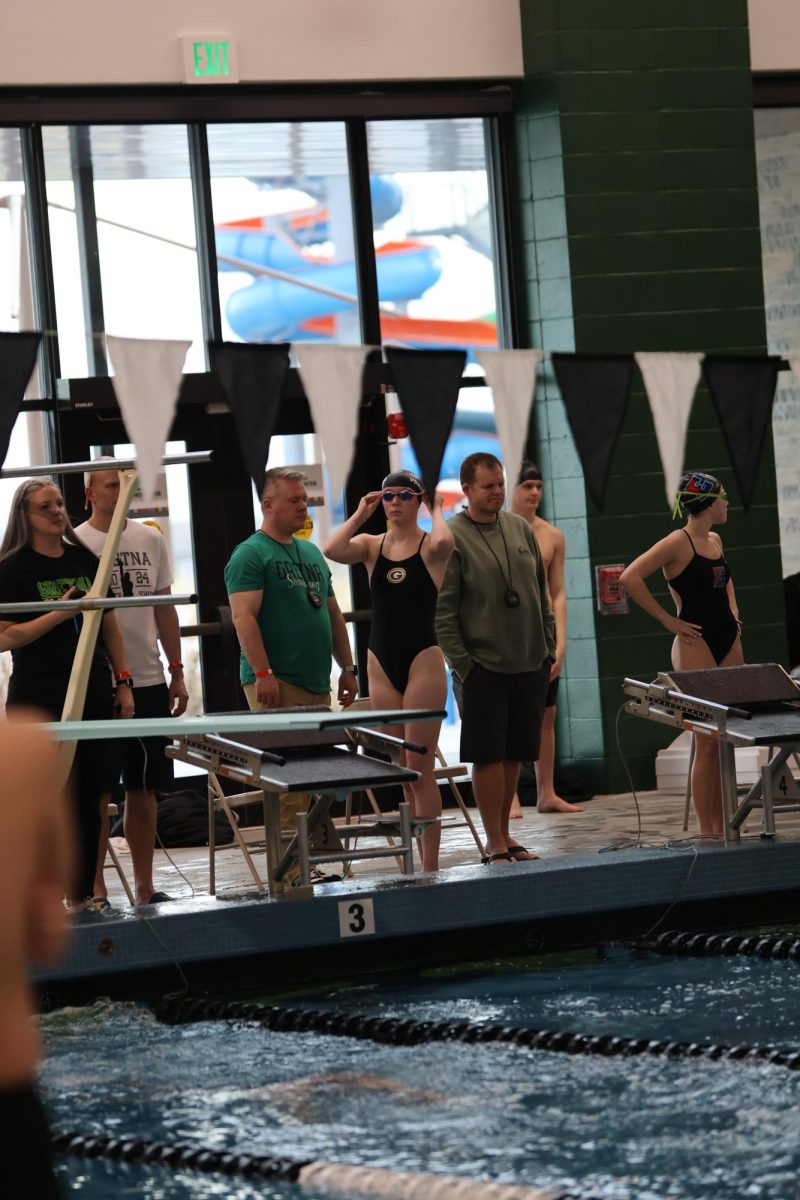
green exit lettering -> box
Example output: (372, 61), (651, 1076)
(193, 41), (230, 77)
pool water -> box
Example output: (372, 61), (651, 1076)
(42, 948), (800, 1199)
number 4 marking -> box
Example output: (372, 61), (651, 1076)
(338, 897), (375, 937)
(775, 765), (800, 802)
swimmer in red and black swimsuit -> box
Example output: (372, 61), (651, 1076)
(324, 471), (454, 871)
(620, 470), (743, 837)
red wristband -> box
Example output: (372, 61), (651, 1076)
(115, 671), (132, 681)
(255, 668), (273, 678)
(168, 660), (184, 671)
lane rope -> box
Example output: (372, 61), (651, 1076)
(645, 929), (800, 960)
(154, 997), (800, 1071)
(52, 1130), (590, 1199)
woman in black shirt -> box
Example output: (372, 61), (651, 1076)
(0, 478), (134, 907)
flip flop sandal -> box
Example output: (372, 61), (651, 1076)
(145, 892), (174, 904)
(507, 845), (539, 860)
(482, 851), (514, 864)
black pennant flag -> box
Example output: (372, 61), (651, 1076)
(0, 332), (41, 470)
(209, 342), (290, 496)
(551, 353), (633, 509)
(703, 356), (781, 509)
(385, 348), (466, 498)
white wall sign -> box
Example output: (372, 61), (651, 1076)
(284, 463), (325, 507)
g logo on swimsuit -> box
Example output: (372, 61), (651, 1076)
(386, 567), (407, 584)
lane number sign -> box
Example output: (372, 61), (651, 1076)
(338, 897), (375, 937)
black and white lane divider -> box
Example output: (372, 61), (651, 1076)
(154, 996), (800, 1071)
(52, 1129), (594, 1199)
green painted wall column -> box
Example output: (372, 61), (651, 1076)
(513, 0), (785, 791)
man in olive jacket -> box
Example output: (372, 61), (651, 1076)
(435, 453), (555, 865)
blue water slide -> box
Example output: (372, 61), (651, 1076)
(217, 176), (404, 270)
(216, 229), (309, 273)
(368, 175), (404, 227)
(224, 244), (442, 342)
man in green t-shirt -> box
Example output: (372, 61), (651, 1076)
(224, 467), (358, 876)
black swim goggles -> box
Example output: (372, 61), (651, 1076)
(382, 489), (418, 502)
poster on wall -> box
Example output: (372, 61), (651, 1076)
(755, 113), (800, 576)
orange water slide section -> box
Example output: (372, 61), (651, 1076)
(302, 313), (497, 346)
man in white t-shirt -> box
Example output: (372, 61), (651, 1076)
(76, 461), (189, 906)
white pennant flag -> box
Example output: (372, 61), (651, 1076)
(476, 349), (544, 488)
(635, 351), (704, 505)
(293, 344), (370, 501)
(106, 336), (190, 501)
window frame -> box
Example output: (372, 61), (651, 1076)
(2, 83), (519, 710)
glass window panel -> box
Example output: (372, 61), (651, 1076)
(0, 128), (42, 398)
(366, 118), (499, 355)
(206, 123), (360, 345)
(43, 125), (206, 378)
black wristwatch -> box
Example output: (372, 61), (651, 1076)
(114, 674), (135, 688)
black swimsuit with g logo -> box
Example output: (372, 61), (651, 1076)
(368, 533), (438, 692)
(668, 529), (738, 665)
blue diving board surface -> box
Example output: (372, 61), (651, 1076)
(35, 835), (800, 1007)
(44, 708), (446, 741)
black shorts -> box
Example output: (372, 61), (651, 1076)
(107, 682), (174, 792)
(545, 674), (560, 708)
(0, 1082), (61, 1198)
(459, 661), (551, 764)
(8, 666), (118, 793)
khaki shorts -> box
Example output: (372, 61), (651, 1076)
(243, 679), (332, 878)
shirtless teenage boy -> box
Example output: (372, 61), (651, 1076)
(510, 461), (581, 814)
(0, 718), (72, 1198)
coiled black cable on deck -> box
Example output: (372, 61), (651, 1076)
(647, 929), (800, 960)
(154, 997), (800, 1071)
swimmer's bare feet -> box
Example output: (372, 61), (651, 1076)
(537, 796), (583, 813)
(509, 795), (524, 819)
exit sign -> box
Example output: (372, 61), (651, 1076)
(180, 36), (239, 84)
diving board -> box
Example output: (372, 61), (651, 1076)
(43, 708), (446, 741)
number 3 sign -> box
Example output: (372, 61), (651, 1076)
(338, 897), (376, 937)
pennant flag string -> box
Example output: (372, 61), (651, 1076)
(0, 332), (42, 471)
(385, 347), (466, 500)
(209, 342), (291, 497)
(293, 344), (371, 503)
(635, 351), (704, 506)
(475, 349), (543, 489)
(551, 353), (634, 509)
(106, 336), (190, 503)
(8, 329), (795, 520)
(703, 356), (781, 510)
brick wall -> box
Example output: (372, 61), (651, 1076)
(514, 0), (784, 791)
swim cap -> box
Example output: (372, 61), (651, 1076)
(382, 471), (423, 494)
(672, 470), (723, 519)
(517, 460), (543, 486)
